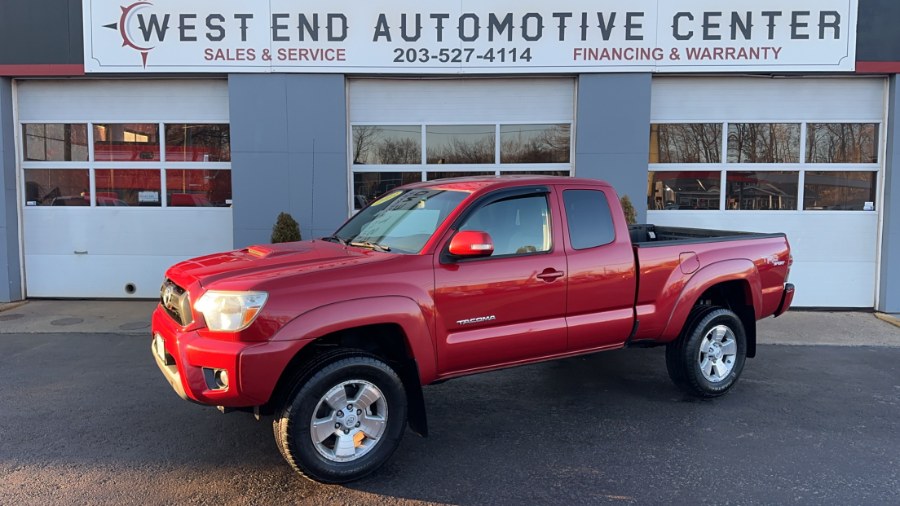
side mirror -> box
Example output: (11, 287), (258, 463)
(448, 231), (494, 258)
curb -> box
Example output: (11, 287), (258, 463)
(875, 312), (900, 328)
(0, 301), (28, 313)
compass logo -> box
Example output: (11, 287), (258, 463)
(103, 1), (158, 67)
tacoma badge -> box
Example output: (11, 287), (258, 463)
(456, 315), (496, 325)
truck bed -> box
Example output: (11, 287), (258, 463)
(628, 224), (785, 247)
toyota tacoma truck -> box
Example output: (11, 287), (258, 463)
(151, 176), (794, 483)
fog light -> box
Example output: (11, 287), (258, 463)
(214, 369), (229, 389)
(202, 367), (230, 391)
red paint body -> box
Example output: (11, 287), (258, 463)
(151, 177), (793, 408)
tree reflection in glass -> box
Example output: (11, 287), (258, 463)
(650, 123), (722, 163)
(426, 125), (495, 164)
(352, 125), (421, 165)
(727, 123), (800, 163)
(500, 124), (570, 163)
(806, 124), (878, 163)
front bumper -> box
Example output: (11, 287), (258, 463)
(151, 306), (305, 407)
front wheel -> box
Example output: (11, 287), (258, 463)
(273, 352), (408, 483)
(666, 307), (747, 398)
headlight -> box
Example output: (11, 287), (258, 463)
(194, 291), (268, 332)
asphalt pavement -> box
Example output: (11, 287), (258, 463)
(0, 302), (899, 505)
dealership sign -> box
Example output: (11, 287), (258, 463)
(83, 0), (858, 73)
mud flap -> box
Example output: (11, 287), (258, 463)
(397, 358), (428, 437)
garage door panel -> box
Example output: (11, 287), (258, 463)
(648, 210), (878, 308)
(350, 79), (575, 124)
(787, 262), (877, 308)
(651, 78), (884, 122)
(23, 209), (232, 257)
(17, 80), (228, 122)
(24, 254), (194, 298)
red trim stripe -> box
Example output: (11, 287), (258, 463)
(0, 64), (85, 77)
(1, 61), (898, 76)
(856, 61), (900, 74)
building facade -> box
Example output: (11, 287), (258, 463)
(1, 0), (899, 312)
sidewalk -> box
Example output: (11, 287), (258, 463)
(1, 299), (899, 345)
(0, 299), (157, 335)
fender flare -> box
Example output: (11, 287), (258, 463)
(270, 296), (437, 384)
(660, 259), (762, 342)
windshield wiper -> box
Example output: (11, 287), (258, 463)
(321, 235), (348, 246)
(349, 240), (391, 252)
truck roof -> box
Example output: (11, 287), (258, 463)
(403, 175), (613, 193)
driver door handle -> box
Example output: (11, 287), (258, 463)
(536, 269), (564, 282)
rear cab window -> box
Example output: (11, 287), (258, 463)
(562, 189), (615, 249)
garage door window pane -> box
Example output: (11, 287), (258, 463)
(166, 170), (232, 207)
(650, 123), (722, 163)
(95, 169), (161, 206)
(23, 124), (88, 161)
(352, 125), (421, 165)
(806, 124), (879, 163)
(726, 171), (798, 210)
(727, 123), (800, 163)
(353, 172), (421, 210)
(426, 125), (495, 164)
(165, 124), (231, 162)
(94, 124), (160, 161)
(500, 124), (570, 163)
(648, 171), (721, 210)
(803, 171), (877, 211)
(24, 169), (90, 206)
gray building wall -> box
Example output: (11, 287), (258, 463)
(879, 75), (900, 314)
(228, 74), (349, 247)
(0, 78), (23, 302)
(0, 0), (83, 65)
(574, 74), (652, 222)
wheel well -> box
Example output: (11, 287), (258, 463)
(694, 281), (757, 358)
(262, 324), (429, 436)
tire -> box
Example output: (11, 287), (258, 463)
(272, 351), (408, 483)
(665, 307), (747, 398)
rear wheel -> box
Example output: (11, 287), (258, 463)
(666, 307), (747, 398)
(273, 352), (408, 483)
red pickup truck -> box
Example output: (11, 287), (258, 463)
(152, 176), (794, 483)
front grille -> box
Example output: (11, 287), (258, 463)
(160, 279), (193, 326)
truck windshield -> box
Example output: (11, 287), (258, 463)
(331, 189), (469, 253)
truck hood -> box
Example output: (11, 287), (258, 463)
(166, 240), (390, 290)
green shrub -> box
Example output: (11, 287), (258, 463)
(620, 195), (637, 225)
(271, 212), (301, 243)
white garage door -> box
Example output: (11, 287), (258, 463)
(18, 79), (233, 298)
(348, 78), (575, 211)
(648, 77), (886, 307)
